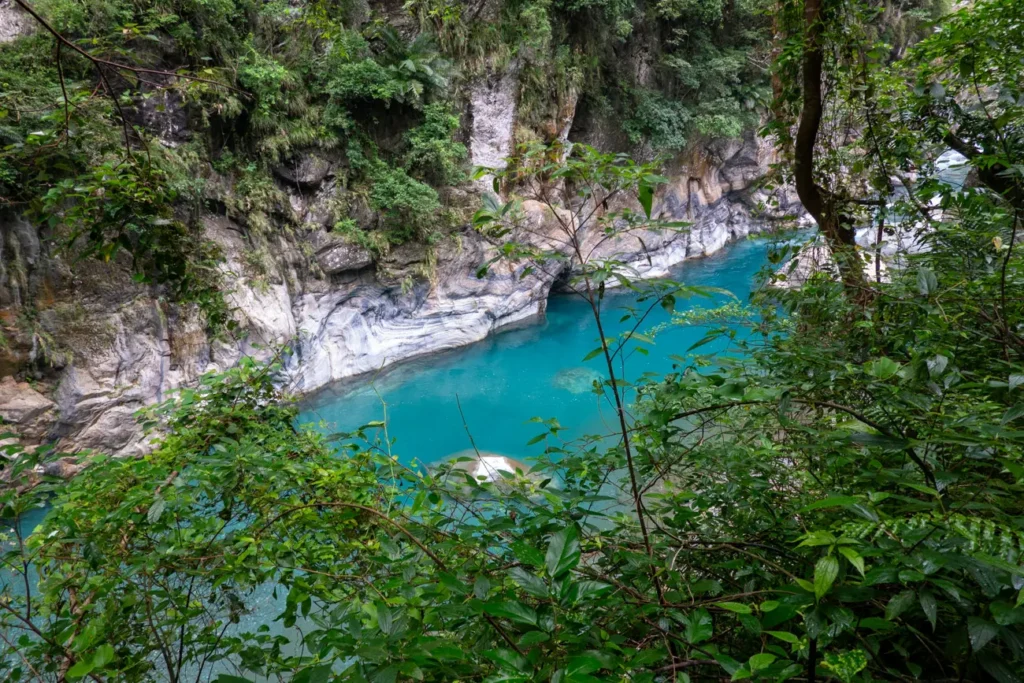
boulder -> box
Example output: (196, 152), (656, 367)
(316, 238), (374, 276)
(274, 153), (335, 188)
(0, 0), (31, 43)
(0, 376), (55, 440)
(443, 450), (535, 484)
(41, 456), (88, 480)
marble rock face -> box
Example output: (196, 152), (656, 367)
(0, 1), (31, 44)
(0, 376), (55, 441)
(0, 59), (799, 456)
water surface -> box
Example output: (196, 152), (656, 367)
(299, 235), (777, 467)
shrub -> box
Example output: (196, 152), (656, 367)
(404, 103), (468, 186)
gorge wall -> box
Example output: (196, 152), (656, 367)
(0, 1), (798, 456)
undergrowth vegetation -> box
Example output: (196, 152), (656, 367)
(2, 0), (1024, 681)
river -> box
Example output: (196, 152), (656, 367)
(297, 233), (778, 469)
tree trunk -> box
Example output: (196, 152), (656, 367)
(944, 133), (1024, 210)
(794, 0), (869, 297)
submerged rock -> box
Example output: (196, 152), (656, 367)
(552, 366), (603, 394)
(442, 449), (534, 484)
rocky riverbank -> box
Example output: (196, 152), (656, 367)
(0, 1), (798, 456)
(1, 164), (794, 458)
(0, 133), (797, 457)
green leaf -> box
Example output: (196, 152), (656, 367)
(377, 605), (396, 635)
(766, 630), (800, 644)
(858, 617), (895, 631)
(973, 553), (1024, 578)
(715, 602), (753, 614)
(67, 659), (95, 679)
(509, 567), (549, 598)
(886, 590), (916, 620)
(927, 354), (949, 377)
(545, 527), (581, 578)
(147, 496), (166, 524)
(511, 541), (545, 567)
(979, 654), (1024, 683)
(638, 182), (654, 219)
(685, 608), (713, 644)
(687, 329), (725, 352)
(566, 653), (603, 676)
(574, 580), (612, 603)
(519, 630), (550, 647)
(474, 575), (491, 600)
(864, 357), (901, 380)
(292, 665), (332, 683)
(919, 590), (937, 631)
(968, 617), (999, 651)
(748, 653), (776, 672)
(822, 649), (868, 683)
(582, 347), (604, 362)
(814, 555), (840, 599)
(838, 547), (865, 576)
(798, 530), (837, 547)
(917, 267), (939, 296)
(484, 601), (538, 626)
(715, 654), (744, 676)
(1001, 404), (1024, 425)
(92, 644), (114, 669)
(427, 644), (465, 660)
(371, 664), (398, 683)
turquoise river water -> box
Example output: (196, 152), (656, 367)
(297, 234), (778, 468)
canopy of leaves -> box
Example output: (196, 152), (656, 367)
(2, 0), (1024, 682)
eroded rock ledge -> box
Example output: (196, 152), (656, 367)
(0, 35), (798, 456)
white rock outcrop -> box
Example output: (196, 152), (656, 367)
(0, 0), (31, 44)
(469, 65), (520, 188)
(0, 74), (799, 456)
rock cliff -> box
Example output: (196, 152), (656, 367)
(0, 4), (798, 455)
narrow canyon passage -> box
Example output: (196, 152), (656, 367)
(299, 235), (781, 469)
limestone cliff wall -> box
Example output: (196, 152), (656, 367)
(0, 7), (799, 455)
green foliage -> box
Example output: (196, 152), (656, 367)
(368, 161), (442, 242)
(404, 103), (468, 186)
(2, 358), (381, 681)
(538, 0), (767, 149)
(8, 1), (1024, 681)
(325, 29), (450, 109)
(622, 87), (693, 150)
(41, 160), (229, 329)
